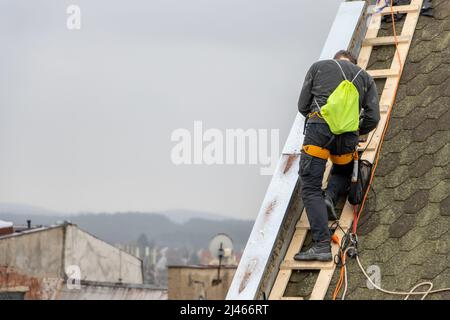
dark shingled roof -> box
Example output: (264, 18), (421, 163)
(283, 0), (449, 300)
(326, 0), (450, 300)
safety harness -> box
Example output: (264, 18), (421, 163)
(302, 144), (358, 165)
(303, 111), (359, 166)
(302, 60), (362, 166)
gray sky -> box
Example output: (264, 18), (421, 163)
(0, 0), (343, 219)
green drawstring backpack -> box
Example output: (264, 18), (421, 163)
(314, 60), (363, 135)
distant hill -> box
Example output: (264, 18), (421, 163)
(158, 209), (231, 224)
(0, 202), (61, 216)
(0, 203), (236, 224)
(0, 204), (253, 251)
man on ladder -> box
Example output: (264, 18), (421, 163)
(295, 50), (380, 261)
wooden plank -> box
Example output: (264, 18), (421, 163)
(380, 104), (390, 113)
(378, 4), (420, 15)
(379, 78), (398, 107)
(280, 297), (305, 300)
(358, 102), (392, 153)
(285, 228), (308, 261)
(281, 260), (334, 271)
(362, 0), (423, 163)
(366, 69), (400, 78)
(357, 145), (377, 152)
(358, 130), (375, 150)
(310, 269), (335, 300)
(339, 202), (357, 229)
(395, 1), (423, 70)
(358, 14), (382, 69)
(361, 149), (378, 163)
(296, 210), (309, 225)
(296, 219), (336, 230)
(363, 35), (411, 46)
(363, 113), (389, 154)
(268, 269), (292, 300)
(269, 212), (308, 299)
(295, 211), (310, 229)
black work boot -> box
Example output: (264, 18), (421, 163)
(324, 192), (337, 221)
(294, 242), (332, 262)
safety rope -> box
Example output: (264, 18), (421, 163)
(332, 0), (450, 300)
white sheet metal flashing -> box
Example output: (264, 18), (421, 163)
(226, 1), (367, 300)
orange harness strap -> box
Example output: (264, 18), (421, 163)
(308, 111), (323, 119)
(302, 144), (357, 165)
(303, 145), (330, 160)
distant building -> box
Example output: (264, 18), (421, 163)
(167, 265), (236, 300)
(0, 220), (13, 236)
(58, 280), (167, 300)
(0, 221), (167, 300)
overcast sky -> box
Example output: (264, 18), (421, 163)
(0, 0), (343, 219)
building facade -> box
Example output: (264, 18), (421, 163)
(0, 222), (167, 299)
(168, 265), (236, 300)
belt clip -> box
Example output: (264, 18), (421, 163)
(347, 233), (359, 258)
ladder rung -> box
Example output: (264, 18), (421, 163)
(380, 104), (390, 113)
(378, 4), (420, 15)
(367, 69), (400, 78)
(363, 35), (411, 46)
(280, 297), (304, 300)
(280, 260), (334, 270)
(357, 145), (377, 152)
(296, 220), (336, 229)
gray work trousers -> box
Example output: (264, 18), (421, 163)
(299, 123), (358, 242)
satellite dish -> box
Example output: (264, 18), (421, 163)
(209, 233), (233, 260)
(209, 233), (233, 286)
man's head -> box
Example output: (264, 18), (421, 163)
(334, 50), (357, 65)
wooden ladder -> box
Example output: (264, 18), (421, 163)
(269, 0), (424, 300)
